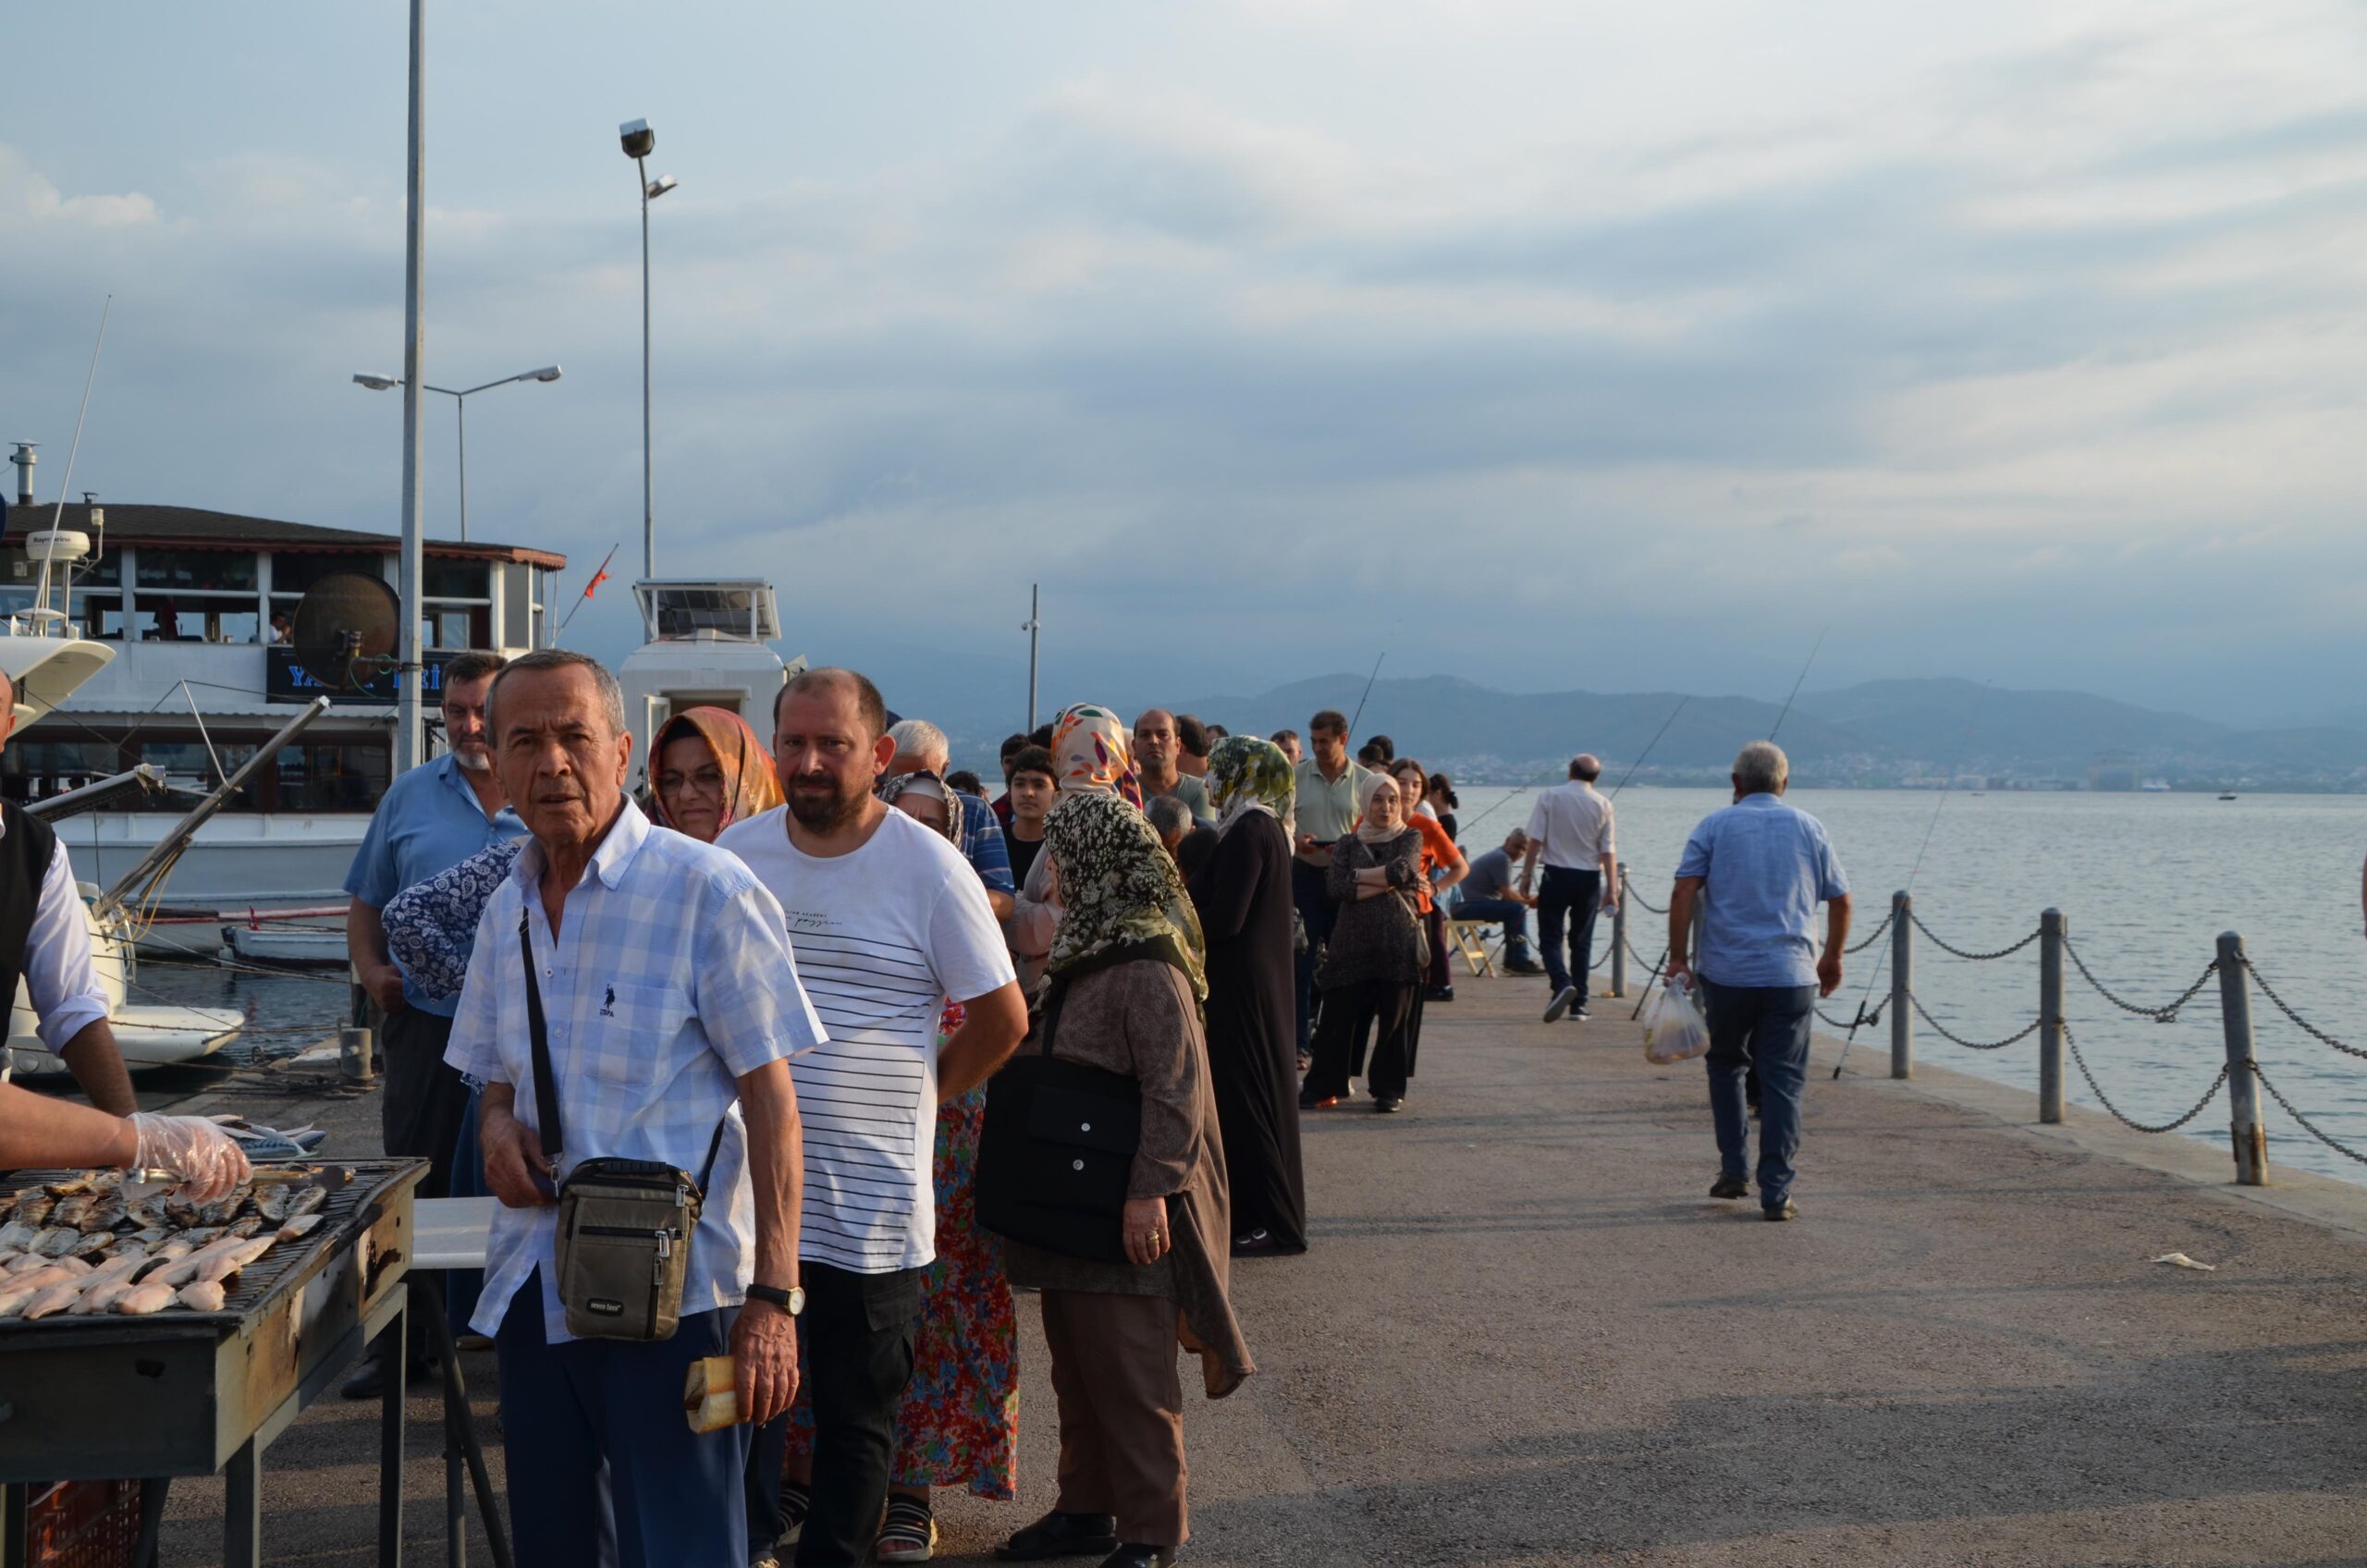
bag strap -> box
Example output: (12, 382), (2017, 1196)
(1037, 977), (1068, 1059)
(519, 907), (565, 1163)
(694, 1119), (727, 1196)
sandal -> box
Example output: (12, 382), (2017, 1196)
(774, 1479), (810, 1550)
(877, 1497), (937, 1564)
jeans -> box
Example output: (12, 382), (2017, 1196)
(1537, 867), (1602, 999)
(1290, 859), (1339, 1054)
(496, 1277), (750, 1568)
(1698, 977), (1816, 1207)
(1450, 898), (1531, 958)
(746, 1261), (926, 1566)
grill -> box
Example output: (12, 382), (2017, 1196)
(0, 1158), (425, 1564)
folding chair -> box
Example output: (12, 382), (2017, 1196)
(1445, 919), (1501, 978)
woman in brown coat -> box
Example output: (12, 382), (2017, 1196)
(996, 790), (1253, 1568)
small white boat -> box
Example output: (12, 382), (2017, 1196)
(221, 925), (350, 968)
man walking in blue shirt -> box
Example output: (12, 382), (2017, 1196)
(1665, 741), (1851, 1221)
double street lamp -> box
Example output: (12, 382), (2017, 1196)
(620, 118), (675, 584)
(353, 366), (562, 542)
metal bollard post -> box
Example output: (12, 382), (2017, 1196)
(341, 1025), (375, 1084)
(2215, 932), (2269, 1185)
(1610, 864), (1628, 998)
(1890, 890), (1912, 1080)
(2039, 909), (2065, 1123)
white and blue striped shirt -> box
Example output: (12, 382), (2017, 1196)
(446, 796), (826, 1342)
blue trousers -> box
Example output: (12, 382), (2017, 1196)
(1537, 866), (1601, 998)
(1451, 897), (1531, 958)
(496, 1276), (751, 1568)
(1290, 859), (1338, 1053)
(1699, 978), (1816, 1207)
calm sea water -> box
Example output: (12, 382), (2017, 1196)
(123, 788), (2367, 1185)
(1450, 785), (2367, 1186)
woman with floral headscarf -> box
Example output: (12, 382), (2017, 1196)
(649, 705), (784, 839)
(1186, 736), (1306, 1256)
(765, 767), (1024, 1564)
(992, 790), (1251, 1568)
(1006, 703), (1147, 997)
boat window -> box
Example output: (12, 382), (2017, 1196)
(131, 603), (262, 644)
(0, 738), (125, 804)
(424, 558), (492, 600)
(425, 606), (491, 650)
(134, 550), (258, 594)
(271, 740), (391, 813)
(270, 552), (390, 598)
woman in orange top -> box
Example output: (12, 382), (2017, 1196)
(1386, 759), (1466, 1086)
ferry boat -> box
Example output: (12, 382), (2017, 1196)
(2, 474), (562, 950)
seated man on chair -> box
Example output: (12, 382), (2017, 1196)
(1451, 829), (1546, 975)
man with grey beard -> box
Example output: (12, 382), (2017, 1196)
(341, 649), (524, 1395)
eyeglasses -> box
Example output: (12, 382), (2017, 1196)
(656, 766), (728, 799)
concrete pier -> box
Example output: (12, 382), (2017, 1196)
(151, 968), (2367, 1564)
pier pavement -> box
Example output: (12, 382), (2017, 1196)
(154, 966), (2367, 1565)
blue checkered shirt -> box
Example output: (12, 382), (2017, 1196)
(446, 796), (827, 1342)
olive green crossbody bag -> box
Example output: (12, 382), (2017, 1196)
(521, 912), (724, 1341)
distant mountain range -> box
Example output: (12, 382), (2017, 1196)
(1131, 675), (2367, 790)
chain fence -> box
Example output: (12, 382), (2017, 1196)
(1625, 882), (1667, 915)
(2250, 1060), (2367, 1166)
(1907, 911), (2042, 962)
(2062, 939), (2217, 1023)
(1905, 992), (2041, 1051)
(2064, 1022), (2228, 1134)
(2239, 957), (2367, 1061)
(1845, 907), (1894, 955)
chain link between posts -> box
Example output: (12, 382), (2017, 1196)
(1845, 907), (1894, 954)
(2240, 957), (2367, 1061)
(1907, 911), (2042, 962)
(2250, 1060), (2367, 1166)
(1907, 992), (2041, 1051)
(1625, 882), (1667, 915)
(2065, 1022), (2227, 1134)
(2062, 940), (2219, 1023)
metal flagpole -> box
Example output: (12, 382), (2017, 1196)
(1024, 583), (1041, 732)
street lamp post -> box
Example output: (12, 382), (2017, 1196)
(619, 119), (675, 587)
(354, 367), (562, 542)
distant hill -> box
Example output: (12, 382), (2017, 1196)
(1150, 674), (2367, 788)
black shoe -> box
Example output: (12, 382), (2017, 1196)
(1709, 1174), (1748, 1200)
(1503, 957), (1547, 976)
(1763, 1198), (1798, 1222)
(998, 1511), (1120, 1561)
(1374, 1096), (1403, 1113)
(1569, 1005), (1591, 1021)
(1542, 985), (1579, 1023)
(1097, 1548), (1176, 1568)
(1426, 986), (1455, 1002)
(340, 1352), (435, 1401)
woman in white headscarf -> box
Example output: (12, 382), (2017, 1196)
(1296, 772), (1426, 1116)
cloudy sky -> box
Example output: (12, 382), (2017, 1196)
(6, 2), (2364, 729)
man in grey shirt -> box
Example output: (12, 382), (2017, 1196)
(1135, 708), (1214, 825)
(1451, 830), (1546, 975)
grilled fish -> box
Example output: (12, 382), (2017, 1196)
(282, 1185), (327, 1220)
(67, 1232), (116, 1260)
(73, 1279), (139, 1315)
(11, 1194), (55, 1228)
(116, 1282), (177, 1315)
(6, 1252), (55, 1275)
(177, 1280), (227, 1312)
(21, 1282), (82, 1320)
(221, 1216), (263, 1241)
(77, 1196), (128, 1233)
(0, 1282), (40, 1318)
(42, 1173), (98, 1198)
(31, 1228), (81, 1258)
(0, 1222), (41, 1253)
(49, 1195), (96, 1229)
(276, 1213), (325, 1242)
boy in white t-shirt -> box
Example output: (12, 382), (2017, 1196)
(718, 668), (1026, 1568)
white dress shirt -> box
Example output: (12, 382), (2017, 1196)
(1524, 780), (1617, 872)
(1, 813), (112, 1050)
(445, 797), (828, 1342)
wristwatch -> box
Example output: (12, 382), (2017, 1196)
(746, 1282), (805, 1316)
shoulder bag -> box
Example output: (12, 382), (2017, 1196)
(521, 911), (724, 1341)
(976, 975), (1150, 1265)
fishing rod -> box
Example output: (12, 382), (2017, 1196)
(1610, 694), (1687, 801)
(31, 296), (113, 613)
(1832, 680), (1994, 1078)
(1345, 651), (1386, 737)
(1766, 624), (1828, 742)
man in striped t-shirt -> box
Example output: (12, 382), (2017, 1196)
(720, 667), (1026, 1568)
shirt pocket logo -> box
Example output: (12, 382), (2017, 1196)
(573, 980), (693, 1086)
(600, 986), (617, 1018)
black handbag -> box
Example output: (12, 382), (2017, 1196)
(976, 976), (1147, 1265)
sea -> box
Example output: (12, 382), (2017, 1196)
(1451, 784), (2367, 1186)
(124, 785), (2367, 1186)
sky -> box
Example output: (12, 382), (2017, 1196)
(6, 2), (2365, 733)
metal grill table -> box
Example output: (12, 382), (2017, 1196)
(0, 1158), (426, 1567)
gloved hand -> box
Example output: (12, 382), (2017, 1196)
(128, 1113), (251, 1203)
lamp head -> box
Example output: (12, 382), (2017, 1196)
(528, 366), (563, 383)
(619, 118), (655, 159)
(352, 374), (400, 391)
(645, 174), (678, 200)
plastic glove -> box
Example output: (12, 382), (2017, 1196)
(128, 1113), (252, 1203)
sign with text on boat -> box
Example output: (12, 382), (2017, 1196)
(264, 645), (469, 705)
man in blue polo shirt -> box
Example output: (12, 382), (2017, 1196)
(343, 650), (522, 1390)
(1665, 741), (1850, 1222)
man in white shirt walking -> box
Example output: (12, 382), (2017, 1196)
(723, 667), (1027, 1567)
(1520, 754), (1619, 1023)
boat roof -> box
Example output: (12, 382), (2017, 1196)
(11, 501), (567, 570)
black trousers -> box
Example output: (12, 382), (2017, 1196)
(1537, 867), (1603, 1000)
(378, 1007), (470, 1201)
(1290, 859), (1338, 1054)
(1304, 979), (1417, 1101)
(746, 1260), (926, 1565)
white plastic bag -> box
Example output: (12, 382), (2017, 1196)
(1642, 974), (1711, 1065)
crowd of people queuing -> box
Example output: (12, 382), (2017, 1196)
(0, 643), (1842, 1568)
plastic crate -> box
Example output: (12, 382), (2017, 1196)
(24, 1478), (140, 1568)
